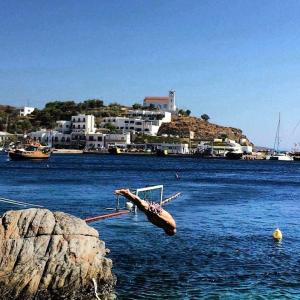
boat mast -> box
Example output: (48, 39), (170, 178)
(273, 112), (280, 153)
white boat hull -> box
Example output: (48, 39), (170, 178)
(269, 154), (293, 161)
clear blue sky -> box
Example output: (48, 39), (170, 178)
(1, 0), (300, 148)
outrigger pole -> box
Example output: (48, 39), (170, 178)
(84, 192), (181, 223)
(84, 210), (129, 223)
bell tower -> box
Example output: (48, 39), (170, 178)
(168, 90), (176, 111)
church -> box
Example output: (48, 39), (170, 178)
(143, 90), (176, 112)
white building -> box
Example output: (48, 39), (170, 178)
(143, 90), (176, 112)
(19, 106), (35, 117)
(105, 133), (131, 148)
(56, 121), (72, 134)
(71, 114), (95, 134)
(86, 133), (105, 149)
(127, 110), (172, 123)
(101, 117), (158, 136)
(28, 114), (96, 148)
(86, 132), (131, 149)
(101, 111), (171, 136)
(28, 130), (72, 147)
(0, 131), (13, 144)
(156, 143), (189, 154)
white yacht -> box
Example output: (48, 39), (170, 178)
(268, 152), (293, 161)
(268, 113), (293, 161)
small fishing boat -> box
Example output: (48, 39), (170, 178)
(8, 143), (50, 160)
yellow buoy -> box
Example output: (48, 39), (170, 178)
(272, 228), (282, 240)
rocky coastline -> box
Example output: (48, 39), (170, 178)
(0, 208), (116, 300)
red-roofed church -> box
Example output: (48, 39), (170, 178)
(143, 90), (176, 112)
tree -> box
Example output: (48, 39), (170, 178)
(108, 102), (121, 108)
(178, 109), (191, 117)
(219, 133), (228, 140)
(104, 123), (117, 133)
(132, 103), (142, 110)
(81, 99), (104, 109)
(201, 114), (210, 122)
(148, 104), (156, 111)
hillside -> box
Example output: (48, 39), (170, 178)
(158, 116), (252, 144)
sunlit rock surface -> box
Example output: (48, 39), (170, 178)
(0, 208), (116, 299)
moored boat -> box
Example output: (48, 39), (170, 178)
(225, 150), (243, 160)
(268, 113), (293, 161)
(108, 147), (121, 155)
(156, 149), (168, 156)
(8, 144), (50, 160)
(292, 152), (300, 161)
(268, 153), (293, 161)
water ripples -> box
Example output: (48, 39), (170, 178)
(1, 153), (300, 298)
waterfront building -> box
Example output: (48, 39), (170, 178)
(28, 130), (72, 147)
(19, 106), (35, 117)
(143, 90), (176, 112)
(85, 132), (130, 149)
(56, 121), (72, 134)
(155, 143), (189, 154)
(130, 142), (189, 154)
(85, 133), (105, 149)
(71, 114), (96, 147)
(105, 133), (131, 148)
(102, 111), (171, 136)
(0, 131), (13, 144)
(71, 114), (95, 134)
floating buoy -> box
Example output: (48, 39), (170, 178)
(272, 228), (282, 240)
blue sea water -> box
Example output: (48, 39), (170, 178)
(0, 153), (300, 299)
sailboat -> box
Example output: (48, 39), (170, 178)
(269, 113), (293, 161)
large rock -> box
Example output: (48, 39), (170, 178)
(158, 116), (252, 144)
(0, 208), (116, 299)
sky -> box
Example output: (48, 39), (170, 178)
(1, 0), (300, 148)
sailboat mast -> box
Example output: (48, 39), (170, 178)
(273, 112), (280, 153)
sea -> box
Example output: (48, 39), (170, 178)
(0, 153), (300, 299)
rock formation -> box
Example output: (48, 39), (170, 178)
(158, 116), (252, 144)
(0, 208), (116, 300)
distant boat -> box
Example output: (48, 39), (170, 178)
(156, 149), (168, 156)
(226, 149), (243, 160)
(269, 153), (293, 161)
(8, 143), (50, 160)
(293, 152), (300, 161)
(108, 147), (121, 155)
(268, 113), (293, 161)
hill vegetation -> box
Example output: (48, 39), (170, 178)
(0, 100), (126, 133)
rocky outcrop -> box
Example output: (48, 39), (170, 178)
(158, 116), (252, 144)
(0, 208), (116, 300)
